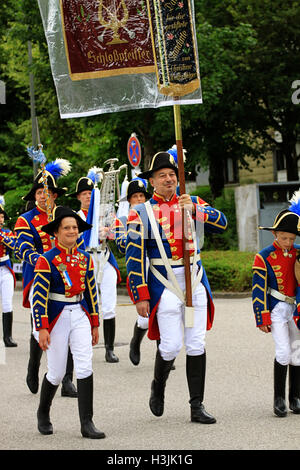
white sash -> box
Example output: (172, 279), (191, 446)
(145, 201), (203, 304)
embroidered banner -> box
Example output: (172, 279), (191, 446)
(37, 0), (202, 118)
(146, 0), (201, 96)
(60, 0), (155, 80)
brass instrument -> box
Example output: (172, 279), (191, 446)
(91, 158), (127, 284)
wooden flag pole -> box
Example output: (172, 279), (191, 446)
(173, 102), (193, 308)
(146, 0), (201, 313)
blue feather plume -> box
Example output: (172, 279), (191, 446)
(27, 146), (46, 164)
(166, 144), (186, 164)
(87, 166), (102, 184)
(45, 159), (71, 180)
(0, 195), (5, 207)
(289, 190), (300, 216)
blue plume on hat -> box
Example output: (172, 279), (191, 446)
(289, 190), (300, 216)
(45, 159), (72, 180)
(87, 166), (102, 184)
(27, 145), (46, 164)
(166, 144), (186, 165)
(131, 177), (147, 189)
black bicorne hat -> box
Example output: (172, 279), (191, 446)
(23, 172), (67, 202)
(259, 210), (300, 235)
(67, 177), (94, 197)
(126, 179), (152, 201)
(138, 152), (178, 180)
(41, 206), (92, 236)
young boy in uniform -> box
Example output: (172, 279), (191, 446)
(252, 197), (300, 417)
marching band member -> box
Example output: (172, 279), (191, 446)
(33, 206), (105, 439)
(67, 171), (94, 221)
(0, 196), (17, 347)
(14, 159), (78, 397)
(114, 178), (152, 366)
(126, 151), (227, 424)
(252, 196), (300, 417)
(83, 174), (122, 364)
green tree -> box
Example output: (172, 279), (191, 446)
(197, 0), (300, 185)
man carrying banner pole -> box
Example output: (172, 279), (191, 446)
(126, 150), (227, 423)
(126, 0), (227, 422)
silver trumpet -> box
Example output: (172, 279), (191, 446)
(93, 159), (127, 284)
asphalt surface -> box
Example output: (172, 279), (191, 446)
(1, 285), (300, 456)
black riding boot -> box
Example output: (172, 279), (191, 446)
(186, 353), (216, 424)
(37, 374), (59, 435)
(26, 334), (43, 394)
(61, 348), (77, 397)
(77, 374), (106, 439)
(149, 349), (175, 417)
(129, 322), (147, 366)
(274, 359), (288, 417)
(103, 318), (119, 363)
(2, 312), (17, 347)
(289, 364), (300, 413)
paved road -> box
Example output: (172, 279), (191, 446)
(0, 287), (299, 454)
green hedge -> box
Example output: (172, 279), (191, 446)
(116, 250), (255, 292)
(190, 185), (238, 251)
(201, 250), (254, 292)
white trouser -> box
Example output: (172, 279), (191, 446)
(46, 304), (93, 385)
(271, 301), (300, 366)
(156, 266), (207, 361)
(92, 254), (117, 320)
(0, 265), (14, 312)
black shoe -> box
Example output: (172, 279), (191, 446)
(191, 402), (216, 424)
(77, 374), (106, 439)
(26, 334), (43, 394)
(2, 312), (17, 347)
(129, 322), (147, 366)
(103, 318), (119, 363)
(289, 398), (300, 414)
(274, 397), (287, 417)
(105, 349), (119, 363)
(81, 420), (106, 439)
(37, 375), (58, 435)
